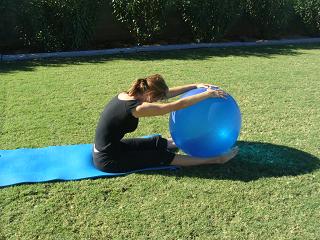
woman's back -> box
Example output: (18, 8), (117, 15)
(94, 94), (140, 152)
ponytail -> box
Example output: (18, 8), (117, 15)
(127, 78), (149, 96)
(127, 74), (168, 100)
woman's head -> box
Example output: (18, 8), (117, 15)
(127, 74), (169, 102)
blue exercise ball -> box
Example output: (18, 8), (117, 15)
(169, 87), (241, 157)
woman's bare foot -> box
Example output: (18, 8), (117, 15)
(170, 146), (239, 167)
(210, 146), (239, 164)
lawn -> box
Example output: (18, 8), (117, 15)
(0, 44), (319, 239)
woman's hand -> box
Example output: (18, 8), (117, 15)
(196, 83), (227, 98)
(196, 83), (219, 89)
(205, 87), (228, 99)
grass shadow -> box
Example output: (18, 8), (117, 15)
(1, 43), (320, 74)
(140, 141), (320, 182)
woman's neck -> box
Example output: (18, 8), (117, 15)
(119, 92), (144, 101)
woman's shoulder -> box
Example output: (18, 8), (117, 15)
(118, 92), (141, 109)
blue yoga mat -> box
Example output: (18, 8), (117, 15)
(0, 141), (178, 187)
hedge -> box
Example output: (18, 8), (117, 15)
(243, 0), (295, 38)
(0, 0), (319, 52)
(180, 0), (242, 41)
(111, 0), (169, 43)
(0, 0), (102, 52)
(294, 0), (320, 35)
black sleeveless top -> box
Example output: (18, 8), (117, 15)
(94, 95), (141, 153)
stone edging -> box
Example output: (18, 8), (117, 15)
(1, 37), (320, 62)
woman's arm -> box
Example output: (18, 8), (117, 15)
(167, 84), (197, 98)
(132, 88), (226, 118)
(167, 83), (219, 98)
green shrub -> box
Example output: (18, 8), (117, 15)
(243, 0), (294, 38)
(179, 0), (242, 42)
(0, 0), (19, 52)
(14, 0), (102, 52)
(293, 0), (320, 35)
(2, 0), (319, 53)
(111, 0), (169, 44)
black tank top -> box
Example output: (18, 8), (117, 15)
(94, 94), (141, 152)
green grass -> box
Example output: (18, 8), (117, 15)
(0, 44), (320, 239)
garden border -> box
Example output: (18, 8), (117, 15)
(1, 37), (320, 62)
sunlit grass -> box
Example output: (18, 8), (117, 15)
(0, 44), (319, 239)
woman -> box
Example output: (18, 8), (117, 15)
(93, 74), (238, 173)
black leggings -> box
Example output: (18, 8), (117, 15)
(92, 135), (176, 173)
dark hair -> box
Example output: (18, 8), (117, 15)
(127, 74), (168, 100)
